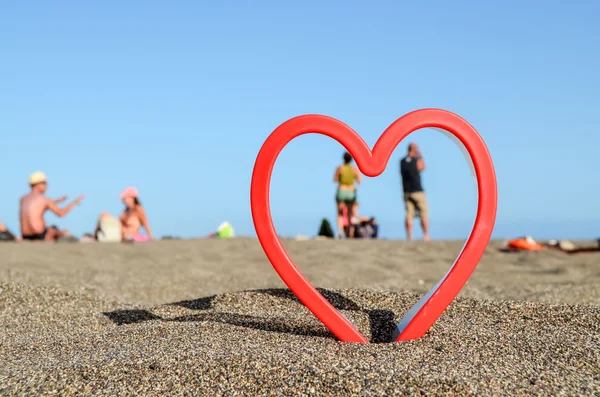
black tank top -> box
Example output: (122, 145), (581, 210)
(400, 156), (423, 193)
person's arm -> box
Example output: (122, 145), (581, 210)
(54, 196), (68, 204)
(354, 167), (362, 184)
(416, 150), (426, 172)
(137, 206), (154, 240)
(46, 195), (84, 218)
(333, 166), (340, 182)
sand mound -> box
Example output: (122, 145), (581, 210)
(1, 283), (598, 395)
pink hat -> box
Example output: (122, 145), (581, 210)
(119, 186), (139, 199)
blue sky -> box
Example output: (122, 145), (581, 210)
(1, 1), (599, 240)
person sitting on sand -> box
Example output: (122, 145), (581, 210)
(94, 187), (153, 242)
(352, 216), (379, 239)
(334, 152), (361, 238)
(344, 201), (379, 239)
(19, 171), (84, 242)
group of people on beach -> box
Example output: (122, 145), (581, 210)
(333, 142), (429, 240)
(1, 144), (429, 243)
(0, 171), (153, 243)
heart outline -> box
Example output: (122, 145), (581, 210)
(250, 108), (497, 343)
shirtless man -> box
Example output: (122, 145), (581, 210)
(19, 171), (84, 241)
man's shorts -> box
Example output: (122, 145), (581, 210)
(404, 191), (428, 219)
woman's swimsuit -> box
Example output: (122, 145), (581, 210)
(121, 208), (149, 242)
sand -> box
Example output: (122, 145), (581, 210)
(1, 238), (599, 395)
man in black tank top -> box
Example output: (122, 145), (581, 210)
(400, 143), (430, 241)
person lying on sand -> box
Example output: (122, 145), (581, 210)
(546, 239), (600, 254)
(19, 172), (84, 242)
(501, 236), (600, 254)
(0, 221), (19, 241)
(208, 222), (235, 238)
(94, 187), (153, 242)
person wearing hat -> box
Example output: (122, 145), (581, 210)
(19, 171), (85, 241)
(93, 186), (153, 242)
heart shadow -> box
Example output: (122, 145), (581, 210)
(103, 288), (398, 343)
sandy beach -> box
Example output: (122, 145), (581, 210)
(1, 238), (599, 395)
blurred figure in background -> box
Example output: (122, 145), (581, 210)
(19, 171), (84, 242)
(333, 152), (361, 238)
(94, 186), (153, 242)
(400, 143), (430, 241)
(0, 221), (19, 241)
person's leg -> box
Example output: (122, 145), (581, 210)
(336, 201), (345, 239)
(44, 227), (62, 242)
(0, 221), (6, 232)
(344, 202), (354, 237)
(414, 192), (430, 241)
(404, 194), (415, 241)
(346, 192), (358, 237)
(94, 212), (116, 240)
(420, 218), (430, 241)
(348, 209), (356, 238)
(336, 190), (354, 238)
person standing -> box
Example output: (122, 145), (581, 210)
(333, 152), (361, 238)
(400, 143), (430, 241)
(19, 171), (84, 241)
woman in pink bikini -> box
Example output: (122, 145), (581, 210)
(94, 187), (153, 242)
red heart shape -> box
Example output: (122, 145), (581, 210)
(250, 108), (497, 343)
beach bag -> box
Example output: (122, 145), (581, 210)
(97, 216), (122, 243)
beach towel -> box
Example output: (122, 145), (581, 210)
(97, 216), (122, 243)
(504, 236), (544, 251)
(130, 233), (150, 242)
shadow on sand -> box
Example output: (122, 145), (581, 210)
(104, 288), (398, 343)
